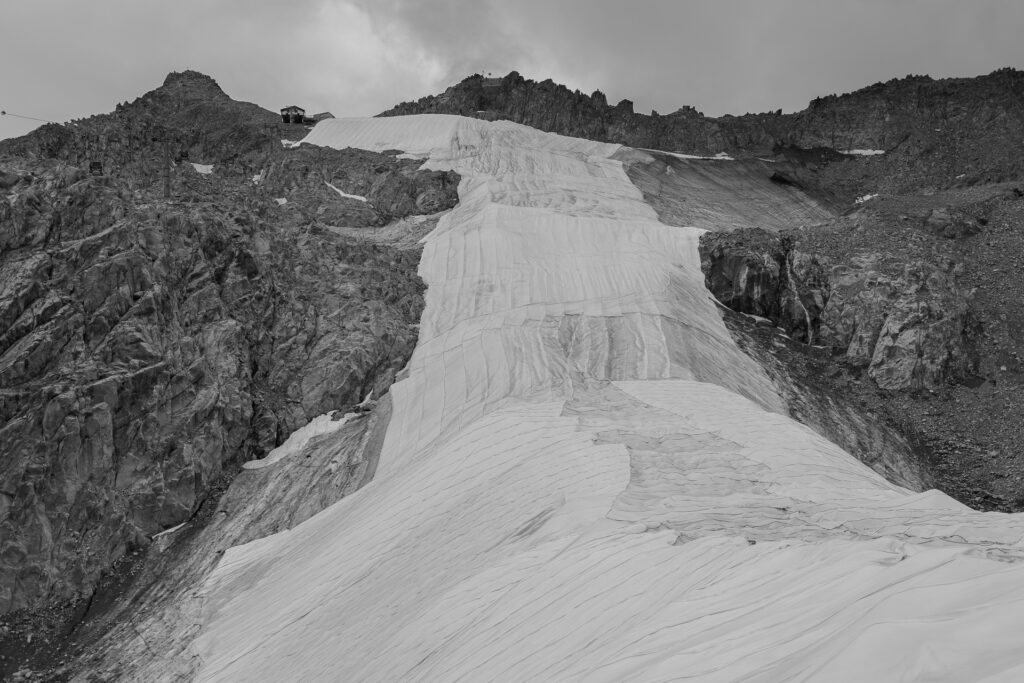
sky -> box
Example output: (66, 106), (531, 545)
(2, 0), (1024, 141)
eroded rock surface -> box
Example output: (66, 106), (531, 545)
(0, 71), (454, 618)
(700, 229), (978, 391)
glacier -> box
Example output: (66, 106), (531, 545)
(192, 115), (1024, 681)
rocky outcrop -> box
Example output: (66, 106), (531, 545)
(700, 229), (979, 391)
(699, 229), (830, 344)
(0, 72), (458, 614)
(822, 255), (978, 390)
(257, 145), (459, 225)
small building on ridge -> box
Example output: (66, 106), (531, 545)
(280, 105), (305, 124)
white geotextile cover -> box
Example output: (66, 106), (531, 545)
(194, 115), (1024, 682)
(241, 412), (351, 470)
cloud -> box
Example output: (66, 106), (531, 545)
(0, 0), (446, 139)
(350, 0), (528, 85)
(2, 0), (1023, 141)
(347, 0), (1024, 116)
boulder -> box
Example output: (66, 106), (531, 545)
(923, 207), (980, 239)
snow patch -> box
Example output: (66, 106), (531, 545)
(650, 149), (735, 161)
(190, 163), (213, 174)
(855, 193), (878, 204)
(841, 149), (886, 156)
(274, 197), (288, 206)
(242, 412), (354, 470)
(742, 312), (774, 325)
(324, 181), (367, 202)
(151, 521), (186, 540)
(281, 139), (300, 149)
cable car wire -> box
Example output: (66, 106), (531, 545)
(1, 110), (56, 123)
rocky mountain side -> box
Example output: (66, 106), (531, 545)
(382, 68), (1024, 196)
(0, 71), (458, 619)
(697, 182), (1024, 510)
(2, 71), (282, 183)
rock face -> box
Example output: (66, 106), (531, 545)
(62, 397), (395, 682)
(382, 69), (1024, 193)
(0, 72), (457, 614)
(699, 229), (830, 344)
(823, 255), (978, 391)
(700, 229), (978, 391)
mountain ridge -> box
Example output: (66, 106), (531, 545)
(381, 68), (1024, 194)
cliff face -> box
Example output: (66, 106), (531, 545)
(699, 228), (979, 392)
(382, 69), (1024, 192)
(0, 72), (457, 614)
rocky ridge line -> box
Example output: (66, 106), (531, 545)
(382, 68), (1024, 196)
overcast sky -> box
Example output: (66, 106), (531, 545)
(2, 0), (1023, 141)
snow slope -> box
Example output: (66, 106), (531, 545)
(193, 115), (1024, 682)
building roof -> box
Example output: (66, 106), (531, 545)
(281, 105), (306, 113)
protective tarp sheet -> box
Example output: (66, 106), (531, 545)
(194, 115), (1024, 682)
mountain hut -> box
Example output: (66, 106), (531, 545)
(280, 105), (306, 124)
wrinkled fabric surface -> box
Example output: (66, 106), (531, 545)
(193, 116), (1024, 682)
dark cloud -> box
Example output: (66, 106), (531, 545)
(3, 1), (1023, 141)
